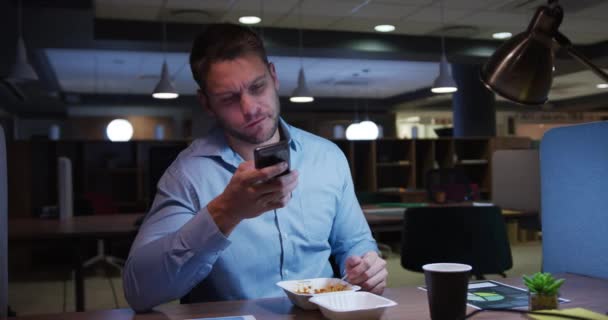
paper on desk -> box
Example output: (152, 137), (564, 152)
(185, 316), (256, 320)
(528, 308), (608, 320)
(473, 202), (494, 207)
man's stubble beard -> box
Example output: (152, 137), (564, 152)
(217, 92), (281, 145)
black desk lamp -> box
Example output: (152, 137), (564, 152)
(481, 0), (608, 105)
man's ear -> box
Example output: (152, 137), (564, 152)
(268, 62), (280, 91)
(197, 89), (215, 117)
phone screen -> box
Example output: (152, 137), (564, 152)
(253, 140), (290, 175)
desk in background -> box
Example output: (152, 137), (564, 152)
(363, 203), (539, 242)
(8, 214), (142, 312)
(9, 274), (608, 320)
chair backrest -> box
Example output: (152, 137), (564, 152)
(492, 150), (540, 212)
(425, 168), (478, 202)
(540, 122), (608, 279)
(1, 125), (8, 318)
(401, 206), (512, 277)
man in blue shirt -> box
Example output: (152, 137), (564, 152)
(123, 23), (387, 312)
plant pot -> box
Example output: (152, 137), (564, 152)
(529, 292), (559, 311)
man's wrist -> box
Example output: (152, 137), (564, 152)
(208, 196), (241, 235)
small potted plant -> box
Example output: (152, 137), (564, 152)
(523, 272), (565, 311)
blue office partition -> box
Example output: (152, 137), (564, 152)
(541, 121), (608, 279)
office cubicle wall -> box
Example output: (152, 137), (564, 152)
(541, 121), (608, 279)
(492, 149), (540, 211)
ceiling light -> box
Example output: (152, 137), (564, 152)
(492, 32), (512, 40)
(290, 1), (313, 103)
(374, 24), (395, 33)
(431, 0), (457, 94)
(153, 61), (179, 99)
(290, 68), (314, 103)
(153, 9), (179, 100)
(597, 84), (608, 89)
(238, 16), (261, 25)
(106, 119), (134, 142)
(431, 54), (458, 93)
(8, 0), (38, 82)
(481, 1), (608, 105)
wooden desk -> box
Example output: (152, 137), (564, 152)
(8, 214), (142, 312)
(11, 274), (608, 320)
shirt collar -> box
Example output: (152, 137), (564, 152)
(193, 117), (301, 162)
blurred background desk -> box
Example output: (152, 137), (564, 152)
(8, 214), (142, 312)
(362, 204), (538, 241)
(7, 273), (607, 320)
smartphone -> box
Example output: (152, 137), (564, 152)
(254, 140), (290, 176)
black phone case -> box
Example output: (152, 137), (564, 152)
(254, 140), (290, 173)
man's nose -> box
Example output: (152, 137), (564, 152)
(240, 93), (259, 116)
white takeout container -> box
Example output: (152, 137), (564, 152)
(276, 278), (361, 310)
(309, 291), (398, 320)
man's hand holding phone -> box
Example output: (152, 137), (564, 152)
(208, 158), (298, 235)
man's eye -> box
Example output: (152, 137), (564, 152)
(250, 83), (265, 94)
(221, 95), (239, 104)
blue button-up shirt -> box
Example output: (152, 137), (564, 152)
(123, 119), (378, 312)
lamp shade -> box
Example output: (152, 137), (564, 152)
(481, 5), (563, 105)
(290, 67), (314, 103)
(152, 61), (179, 99)
(8, 37), (38, 82)
(431, 54), (457, 94)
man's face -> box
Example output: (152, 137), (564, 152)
(199, 53), (281, 145)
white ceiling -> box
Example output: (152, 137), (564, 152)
(45, 49), (439, 98)
(94, 0), (608, 44)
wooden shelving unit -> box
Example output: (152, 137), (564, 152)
(7, 140), (189, 218)
(6, 137), (533, 218)
(332, 136), (532, 200)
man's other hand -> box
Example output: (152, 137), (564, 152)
(344, 251), (388, 295)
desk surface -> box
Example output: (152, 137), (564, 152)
(8, 214), (143, 240)
(12, 274), (608, 320)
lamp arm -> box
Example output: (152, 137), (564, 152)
(555, 32), (608, 82)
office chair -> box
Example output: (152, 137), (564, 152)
(425, 168), (479, 203)
(401, 206), (512, 279)
(81, 192), (125, 271)
(541, 122), (608, 279)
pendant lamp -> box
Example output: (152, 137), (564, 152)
(290, 0), (314, 103)
(153, 5), (178, 99)
(8, 0), (38, 82)
(431, 0), (457, 94)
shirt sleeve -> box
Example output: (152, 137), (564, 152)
(328, 147), (379, 275)
(122, 167), (231, 312)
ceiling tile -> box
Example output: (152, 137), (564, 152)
(351, 3), (419, 19)
(403, 5), (472, 24)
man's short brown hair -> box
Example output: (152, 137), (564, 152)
(189, 23), (269, 90)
